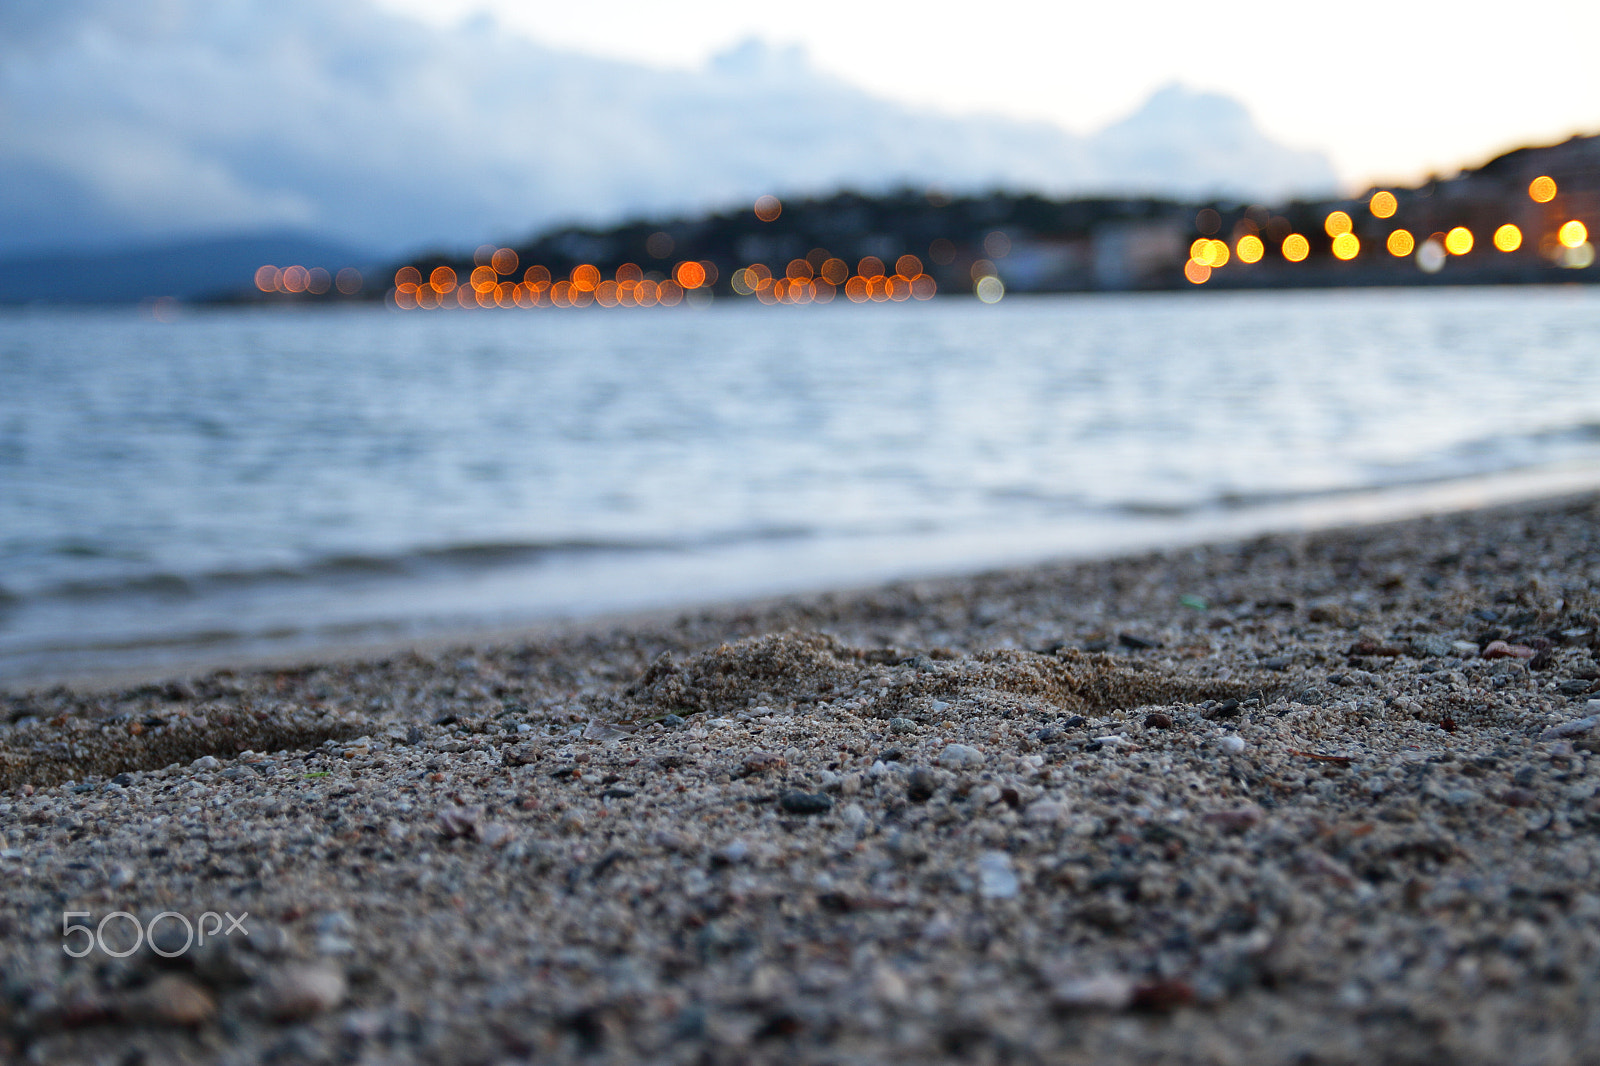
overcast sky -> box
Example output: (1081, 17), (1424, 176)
(374, 0), (1600, 190)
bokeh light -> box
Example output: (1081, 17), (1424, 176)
(1559, 220), (1589, 248)
(571, 264), (601, 291)
(1324, 211), (1353, 237)
(281, 265), (309, 293)
(473, 244), (495, 267)
(895, 254), (923, 277)
(910, 274), (937, 300)
(1194, 208), (1221, 235)
(983, 231), (1011, 258)
(335, 267), (362, 295)
(1331, 233), (1360, 260)
(470, 265), (497, 293)
(1493, 224), (1523, 252)
(491, 248), (518, 275)
(1387, 229), (1415, 256)
(254, 265), (280, 293)
(1445, 227), (1474, 255)
(969, 259), (996, 281)
(820, 258), (849, 285)
(858, 256), (886, 278)
(1529, 176), (1558, 203)
(975, 275), (1005, 303)
(306, 268), (331, 295)
(1184, 259), (1211, 284)
(523, 265), (551, 288)
(395, 266), (422, 289)
(785, 258), (813, 280)
(1282, 234), (1310, 262)
(753, 195), (782, 222)
(645, 231), (674, 259)
(429, 266), (457, 293)
(674, 261), (706, 289)
(1369, 191), (1397, 218)
(1235, 235), (1264, 263)
(1417, 239), (1446, 274)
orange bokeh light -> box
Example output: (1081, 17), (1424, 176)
(254, 265), (279, 293)
(1369, 191), (1397, 219)
(429, 265), (457, 293)
(470, 265), (497, 293)
(820, 258), (849, 285)
(857, 256), (885, 279)
(1445, 227), (1474, 255)
(910, 274), (937, 300)
(1324, 211), (1353, 237)
(523, 265), (551, 288)
(570, 264), (601, 291)
(1283, 234), (1310, 262)
(395, 266), (422, 289)
(1493, 224), (1522, 252)
(615, 262), (643, 284)
(674, 261), (706, 289)
(1387, 229), (1415, 256)
(1559, 220), (1589, 248)
(844, 276), (869, 302)
(895, 254), (923, 277)
(812, 278), (836, 303)
(1331, 233), (1360, 260)
(1529, 176), (1557, 203)
(281, 265), (309, 293)
(491, 248), (518, 275)
(754, 195), (782, 222)
(1235, 235), (1264, 263)
(1184, 259), (1211, 284)
(786, 258), (813, 280)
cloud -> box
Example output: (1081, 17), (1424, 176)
(0, 1), (1338, 257)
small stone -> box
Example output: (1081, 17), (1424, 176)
(1203, 807), (1262, 832)
(1483, 640), (1536, 660)
(1143, 711), (1174, 729)
(1217, 735), (1246, 755)
(740, 751), (785, 775)
(480, 822), (515, 848)
(260, 963), (347, 1021)
(888, 718), (917, 734)
(905, 767), (939, 802)
(130, 975), (216, 1028)
(1025, 800), (1068, 825)
(1205, 699), (1240, 720)
(436, 803), (481, 839)
(1540, 715), (1600, 741)
(1451, 641), (1480, 657)
(1410, 635), (1455, 658)
(1052, 973), (1134, 1010)
(661, 714), (687, 730)
(191, 755), (220, 771)
(938, 743), (985, 769)
(976, 851), (1019, 899)
(778, 791), (832, 815)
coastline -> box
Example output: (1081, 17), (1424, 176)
(4, 490), (1600, 1063)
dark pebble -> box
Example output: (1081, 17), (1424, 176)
(1143, 712), (1174, 729)
(1118, 633), (1161, 650)
(1063, 715), (1087, 728)
(1206, 699), (1240, 720)
(905, 768), (939, 803)
(778, 791), (833, 815)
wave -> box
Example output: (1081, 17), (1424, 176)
(8, 525), (824, 607)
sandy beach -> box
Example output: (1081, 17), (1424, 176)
(4, 491), (1600, 1064)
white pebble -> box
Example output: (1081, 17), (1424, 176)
(976, 851), (1019, 899)
(938, 744), (986, 769)
(1217, 735), (1247, 755)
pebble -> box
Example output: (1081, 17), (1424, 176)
(1217, 735), (1247, 755)
(938, 743), (985, 769)
(129, 975), (216, 1028)
(778, 790), (833, 815)
(976, 851), (1019, 899)
(1540, 716), (1599, 741)
(260, 963), (347, 1021)
(191, 755), (220, 771)
(1143, 711), (1174, 729)
(1025, 800), (1068, 825)
(888, 717), (917, 733)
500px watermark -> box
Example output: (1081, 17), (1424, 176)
(62, 910), (249, 958)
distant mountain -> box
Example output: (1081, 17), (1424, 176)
(0, 1), (1339, 259)
(0, 232), (378, 305)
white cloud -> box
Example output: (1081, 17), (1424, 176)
(0, 0), (1338, 256)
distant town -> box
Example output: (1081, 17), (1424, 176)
(50, 132), (1600, 309)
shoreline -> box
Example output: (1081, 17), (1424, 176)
(4, 489), (1600, 1063)
(11, 462), (1600, 696)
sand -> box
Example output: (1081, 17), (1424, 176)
(4, 492), (1600, 1064)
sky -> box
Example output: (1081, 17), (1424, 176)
(374, 0), (1600, 191)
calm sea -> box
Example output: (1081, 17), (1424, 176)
(3, 287), (1599, 686)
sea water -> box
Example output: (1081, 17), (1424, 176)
(3, 286), (1598, 684)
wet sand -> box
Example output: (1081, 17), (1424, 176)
(4, 491), (1600, 1064)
